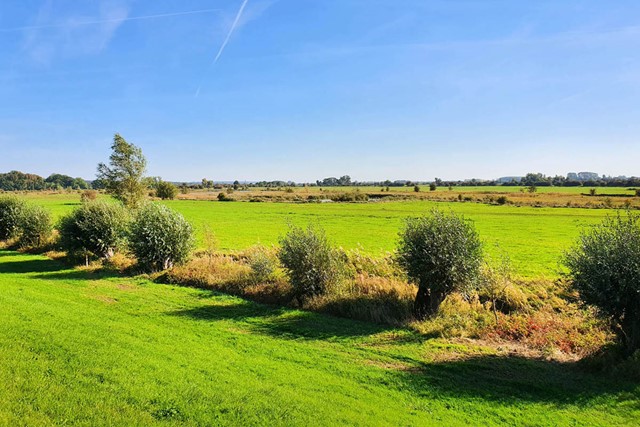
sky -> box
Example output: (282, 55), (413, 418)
(0, 0), (639, 182)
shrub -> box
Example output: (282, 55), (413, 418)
(18, 204), (52, 248)
(130, 203), (194, 271)
(564, 212), (640, 356)
(429, 183), (437, 191)
(414, 185), (420, 192)
(217, 192), (233, 202)
(245, 245), (278, 284)
(589, 188), (597, 197)
(397, 209), (483, 319)
(0, 197), (26, 241)
(156, 181), (178, 200)
(635, 189), (640, 197)
(80, 190), (98, 203)
(58, 202), (130, 261)
(278, 224), (345, 302)
(496, 196), (509, 205)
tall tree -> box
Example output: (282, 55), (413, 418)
(96, 134), (147, 209)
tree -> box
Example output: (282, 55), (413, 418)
(429, 183), (437, 191)
(397, 209), (483, 319)
(278, 224), (345, 302)
(129, 203), (194, 271)
(58, 202), (130, 262)
(414, 185), (420, 192)
(156, 181), (178, 200)
(564, 212), (640, 355)
(0, 197), (26, 240)
(96, 134), (147, 209)
(18, 204), (52, 248)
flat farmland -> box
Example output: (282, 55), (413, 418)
(17, 192), (619, 278)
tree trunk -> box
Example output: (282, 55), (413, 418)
(413, 287), (446, 320)
(621, 309), (640, 357)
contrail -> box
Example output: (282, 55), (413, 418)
(0, 8), (222, 32)
(213, 0), (250, 64)
(195, 0), (250, 97)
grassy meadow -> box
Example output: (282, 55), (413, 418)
(17, 191), (619, 278)
(1, 250), (638, 426)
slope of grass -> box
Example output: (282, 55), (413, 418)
(15, 193), (618, 277)
(0, 250), (638, 426)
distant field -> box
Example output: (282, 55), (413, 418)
(15, 192), (619, 278)
(343, 185), (637, 195)
(1, 251), (637, 426)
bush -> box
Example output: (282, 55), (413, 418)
(130, 203), (194, 271)
(18, 204), (52, 248)
(564, 212), (640, 356)
(429, 183), (437, 191)
(278, 224), (345, 302)
(0, 197), (26, 241)
(245, 245), (278, 284)
(397, 209), (483, 319)
(80, 190), (98, 203)
(217, 192), (233, 202)
(414, 185), (420, 192)
(496, 196), (509, 205)
(58, 202), (130, 261)
(155, 181), (178, 200)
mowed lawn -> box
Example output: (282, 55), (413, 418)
(20, 193), (617, 278)
(1, 250), (638, 426)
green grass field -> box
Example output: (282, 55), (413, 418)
(1, 250), (638, 426)
(18, 192), (617, 278)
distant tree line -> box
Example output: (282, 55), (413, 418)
(0, 171), (89, 191)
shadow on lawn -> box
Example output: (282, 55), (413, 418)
(171, 299), (640, 406)
(388, 353), (640, 408)
(171, 299), (389, 340)
(0, 257), (65, 274)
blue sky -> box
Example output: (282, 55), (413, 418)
(1, 0), (639, 182)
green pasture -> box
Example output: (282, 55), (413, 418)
(1, 251), (637, 426)
(17, 192), (618, 278)
(320, 186), (636, 195)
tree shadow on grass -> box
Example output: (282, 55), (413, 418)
(28, 268), (120, 281)
(386, 353), (639, 408)
(170, 299), (390, 340)
(0, 257), (66, 274)
(170, 297), (640, 407)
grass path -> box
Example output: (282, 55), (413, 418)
(0, 250), (638, 426)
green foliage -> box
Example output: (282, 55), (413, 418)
(589, 188), (597, 196)
(527, 185), (537, 193)
(0, 171), (45, 191)
(564, 212), (640, 355)
(245, 246), (278, 284)
(0, 197), (27, 241)
(17, 204), (52, 248)
(156, 181), (178, 200)
(96, 133), (147, 209)
(496, 196), (509, 205)
(129, 203), (194, 271)
(279, 224), (345, 301)
(429, 183), (437, 191)
(397, 209), (483, 319)
(413, 185), (420, 192)
(58, 202), (130, 260)
(217, 192), (233, 202)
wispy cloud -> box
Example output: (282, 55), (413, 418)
(0, 7), (222, 33)
(21, 0), (130, 64)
